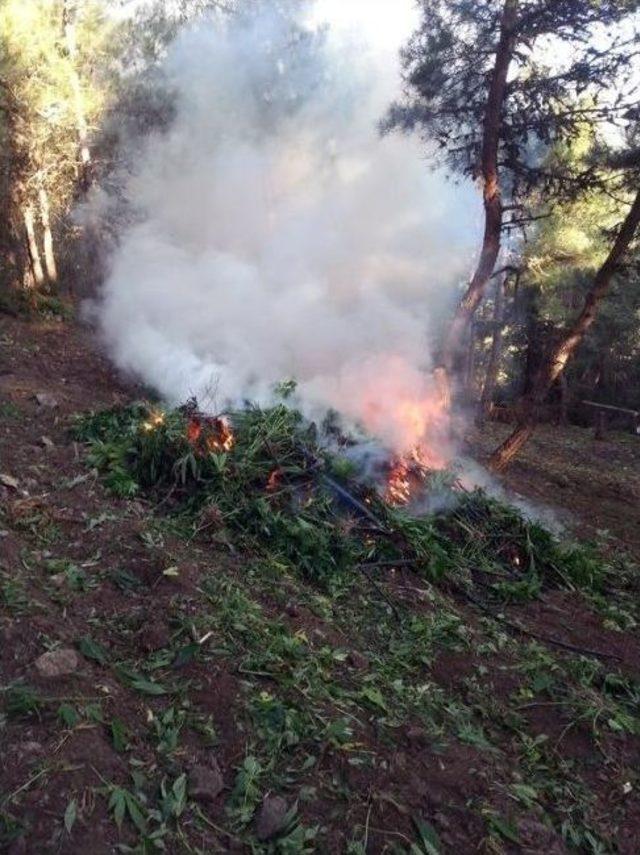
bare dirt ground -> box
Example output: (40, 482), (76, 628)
(1, 315), (640, 854)
(469, 420), (640, 558)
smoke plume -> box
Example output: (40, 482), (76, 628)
(96, 4), (478, 454)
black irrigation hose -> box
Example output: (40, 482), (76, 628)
(458, 587), (624, 663)
(319, 472), (389, 531)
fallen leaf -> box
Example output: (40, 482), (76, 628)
(163, 565), (180, 578)
(64, 798), (77, 834)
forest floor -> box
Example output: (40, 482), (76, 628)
(468, 423), (640, 563)
(1, 314), (640, 854)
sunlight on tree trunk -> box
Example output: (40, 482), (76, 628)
(38, 186), (58, 284)
(490, 421), (534, 471)
(23, 205), (45, 288)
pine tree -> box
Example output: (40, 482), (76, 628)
(385, 0), (640, 388)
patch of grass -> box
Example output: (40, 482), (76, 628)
(43, 558), (99, 593)
(0, 401), (21, 419)
(148, 704), (187, 755)
(2, 683), (45, 720)
(1, 683), (105, 728)
(0, 572), (30, 616)
(0, 289), (73, 321)
(11, 509), (61, 546)
(33, 294), (74, 321)
(0, 812), (24, 848)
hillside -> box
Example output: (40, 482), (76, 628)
(1, 315), (640, 854)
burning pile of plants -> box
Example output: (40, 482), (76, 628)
(72, 400), (610, 600)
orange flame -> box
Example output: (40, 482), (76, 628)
(354, 359), (451, 506)
(187, 419), (202, 443)
(386, 456), (412, 505)
(332, 355), (450, 470)
(205, 418), (235, 453)
(186, 415), (235, 455)
(385, 446), (434, 506)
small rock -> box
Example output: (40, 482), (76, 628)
(40, 436), (55, 450)
(188, 761), (224, 803)
(34, 648), (79, 678)
(255, 795), (289, 841)
(348, 650), (369, 670)
(35, 392), (58, 408)
(49, 573), (66, 589)
(0, 473), (19, 490)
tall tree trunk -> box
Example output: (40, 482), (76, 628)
(23, 204), (45, 288)
(522, 285), (542, 396)
(38, 186), (58, 284)
(0, 207), (25, 292)
(438, 0), (518, 384)
(463, 322), (478, 403)
(477, 275), (506, 426)
(63, 1), (92, 189)
(490, 186), (640, 471)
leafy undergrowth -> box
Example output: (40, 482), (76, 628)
(2, 387), (640, 853)
(72, 400), (623, 604)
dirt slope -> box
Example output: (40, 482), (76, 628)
(1, 316), (640, 854)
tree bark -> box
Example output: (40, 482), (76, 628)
(463, 322), (478, 403)
(23, 204), (45, 288)
(477, 275), (506, 426)
(439, 0), (518, 383)
(490, 185), (640, 471)
(38, 186), (58, 284)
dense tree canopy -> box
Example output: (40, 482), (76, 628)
(0, 0), (115, 293)
(387, 0), (640, 203)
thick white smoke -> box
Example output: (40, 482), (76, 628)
(97, 4), (479, 454)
